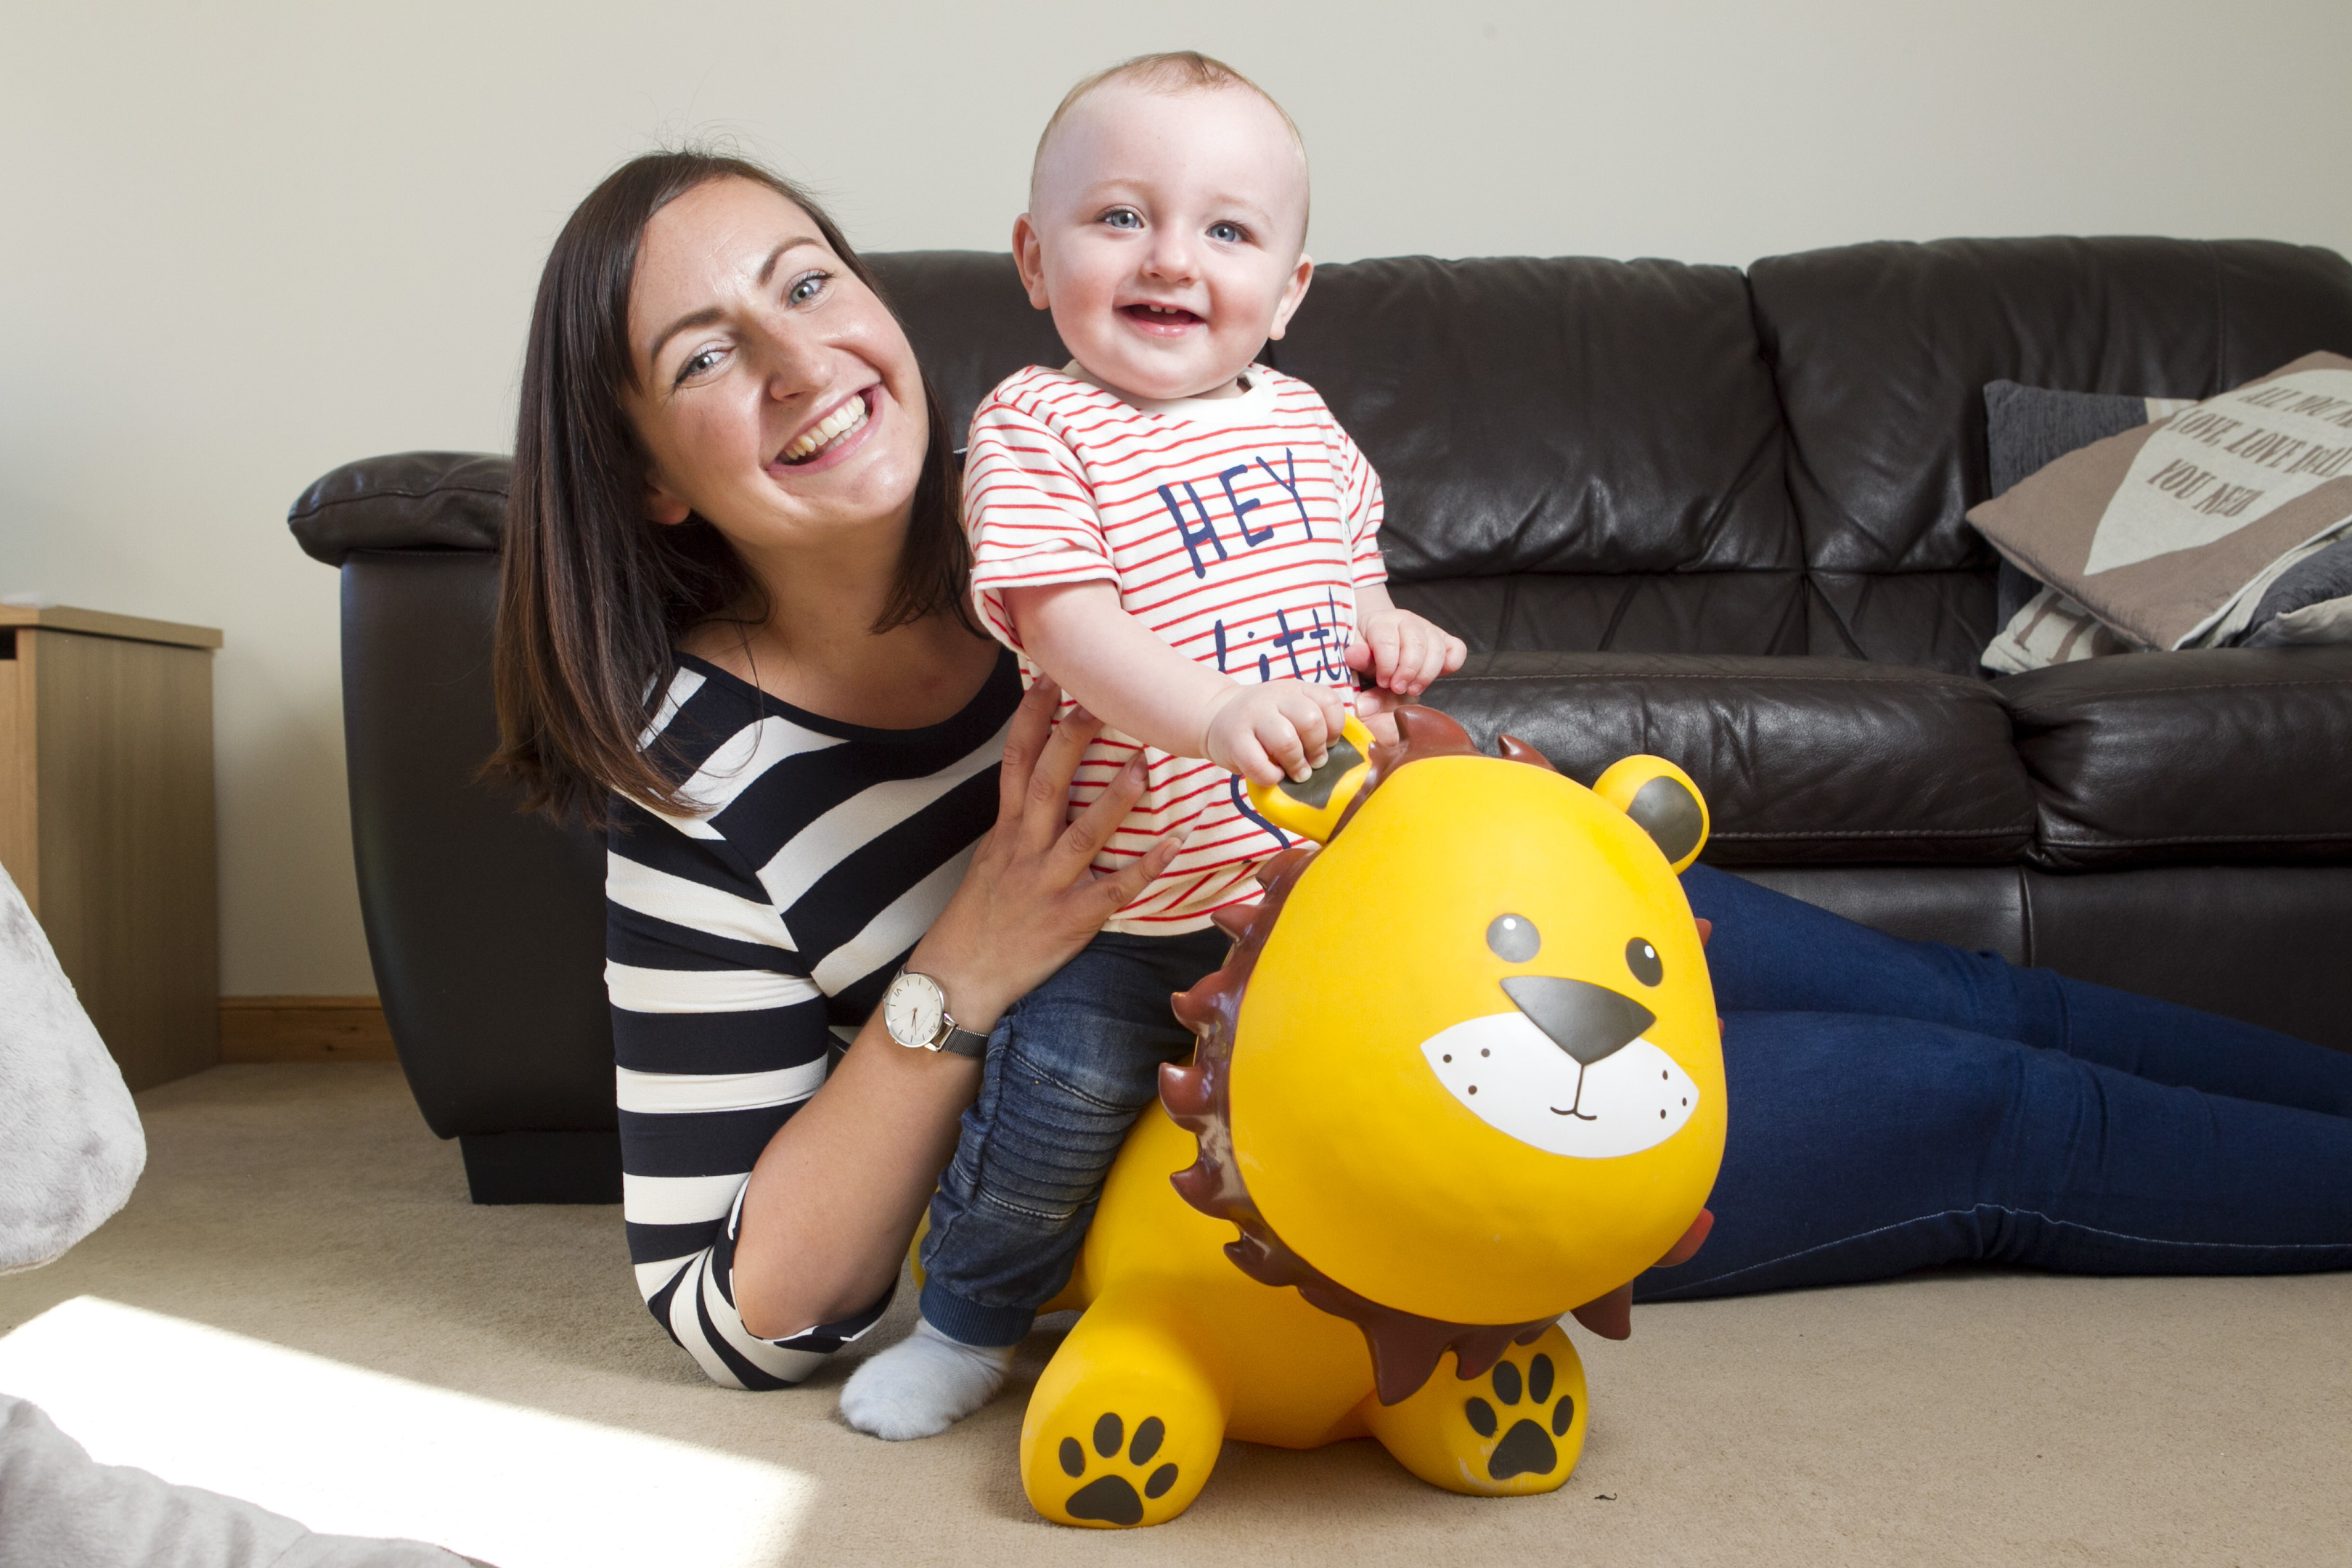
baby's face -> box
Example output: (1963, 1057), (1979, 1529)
(1017, 81), (1312, 403)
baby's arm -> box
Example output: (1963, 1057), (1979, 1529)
(1003, 583), (1347, 786)
(1348, 584), (1469, 698)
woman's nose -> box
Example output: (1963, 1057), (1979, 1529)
(756, 325), (828, 401)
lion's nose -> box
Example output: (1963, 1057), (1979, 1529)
(1500, 976), (1657, 1066)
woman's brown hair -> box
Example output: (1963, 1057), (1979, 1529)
(490, 150), (970, 826)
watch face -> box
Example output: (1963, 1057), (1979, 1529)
(885, 973), (944, 1048)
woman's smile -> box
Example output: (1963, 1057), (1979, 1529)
(772, 385), (880, 473)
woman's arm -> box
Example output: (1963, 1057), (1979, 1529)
(728, 682), (1183, 1339)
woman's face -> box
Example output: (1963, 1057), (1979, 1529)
(625, 177), (928, 557)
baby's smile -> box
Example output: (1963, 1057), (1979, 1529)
(1018, 75), (1312, 404)
(1122, 302), (1206, 335)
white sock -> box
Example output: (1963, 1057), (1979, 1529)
(839, 1316), (1016, 1441)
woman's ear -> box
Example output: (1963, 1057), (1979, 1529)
(642, 470), (693, 528)
(1012, 214), (1051, 311)
(1266, 253), (1315, 341)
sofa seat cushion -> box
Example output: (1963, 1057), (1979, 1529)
(1424, 653), (2035, 866)
(1998, 646), (2352, 870)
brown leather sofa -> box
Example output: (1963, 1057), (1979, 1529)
(291, 237), (2352, 1203)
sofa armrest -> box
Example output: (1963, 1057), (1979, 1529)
(1998, 646), (2352, 870)
(289, 452), (510, 565)
(1424, 651), (2035, 866)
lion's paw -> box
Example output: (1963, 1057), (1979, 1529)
(1365, 1323), (1590, 1496)
(1052, 1410), (1182, 1528)
(1462, 1349), (1576, 1481)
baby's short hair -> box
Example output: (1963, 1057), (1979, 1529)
(1032, 51), (1307, 191)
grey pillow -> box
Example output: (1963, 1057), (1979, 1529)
(2242, 533), (2352, 647)
(1982, 382), (2160, 625)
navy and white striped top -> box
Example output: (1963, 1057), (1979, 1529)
(608, 649), (1021, 1389)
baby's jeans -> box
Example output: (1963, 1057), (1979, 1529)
(917, 926), (1230, 1347)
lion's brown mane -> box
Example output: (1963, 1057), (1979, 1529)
(1159, 706), (1569, 1406)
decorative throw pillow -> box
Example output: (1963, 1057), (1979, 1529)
(1981, 382), (2197, 627)
(1969, 351), (2352, 657)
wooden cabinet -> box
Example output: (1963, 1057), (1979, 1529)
(0, 605), (221, 1090)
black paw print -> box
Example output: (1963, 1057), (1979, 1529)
(1058, 1410), (1179, 1526)
(1463, 1352), (1575, 1480)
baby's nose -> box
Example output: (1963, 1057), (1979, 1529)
(1499, 976), (1656, 1066)
(1143, 233), (1196, 279)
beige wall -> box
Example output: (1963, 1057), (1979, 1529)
(1, 0), (2346, 995)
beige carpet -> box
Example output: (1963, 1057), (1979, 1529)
(2, 1065), (2347, 1566)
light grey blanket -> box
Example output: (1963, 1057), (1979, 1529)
(0, 1394), (466, 1568)
(0, 863), (475, 1565)
(0, 859), (144, 1273)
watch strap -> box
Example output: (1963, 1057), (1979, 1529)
(937, 1024), (989, 1059)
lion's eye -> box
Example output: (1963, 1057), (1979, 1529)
(1625, 937), (1663, 987)
(1486, 915), (1540, 963)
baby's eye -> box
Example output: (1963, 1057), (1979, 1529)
(1625, 938), (1663, 987)
(1101, 208), (1143, 230)
(1208, 221), (1247, 244)
(787, 271), (830, 306)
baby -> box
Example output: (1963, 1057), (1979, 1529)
(839, 51), (1465, 1440)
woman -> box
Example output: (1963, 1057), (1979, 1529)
(492, 150), (2352, 1410)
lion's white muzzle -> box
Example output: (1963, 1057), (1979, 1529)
(1420, 1011), (1700, 1159)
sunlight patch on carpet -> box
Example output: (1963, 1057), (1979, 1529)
(0, 1297), (813, 1567)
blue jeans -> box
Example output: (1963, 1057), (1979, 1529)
(919, 927), (1230, 1347)
(1638, 866), (2352, 1299)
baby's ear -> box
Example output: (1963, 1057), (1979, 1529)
(1591, 756), (1708, 874)
(1010, 213), (1051, 311)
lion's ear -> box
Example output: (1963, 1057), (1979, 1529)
(1243, 713), (1377, 846)
(1591, 755), (1708, 873)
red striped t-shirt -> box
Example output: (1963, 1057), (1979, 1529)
(965, 364), (1388, 933)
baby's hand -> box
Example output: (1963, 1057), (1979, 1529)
(1347, 607), (1468, 698)
(1203, 679), (1349, 786)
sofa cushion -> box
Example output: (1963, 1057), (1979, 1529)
(1998, 645), (2352, 870)
(1391, 573), (1808, 656)
(865, 250), (1068, 444)
(290, 451), (508, 565)
(1268, 255), (1798, 589)
(1424, 652), (2035, 866)
(1749, 237), (2352, 580)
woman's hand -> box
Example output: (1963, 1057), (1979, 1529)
(732, 678), (1180, 1338)
(907, 680), (1185, 1032)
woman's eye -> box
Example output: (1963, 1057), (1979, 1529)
(1101, 208), (1142, 230)
(787, 271), (830, 306)
(1208, 221), (1246, 244)
(675, 347), (723, 385)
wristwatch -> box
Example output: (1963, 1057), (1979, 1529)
(881, 970), (989, 1058)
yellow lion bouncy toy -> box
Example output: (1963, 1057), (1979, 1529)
(1017, 706), (1726, 1528)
